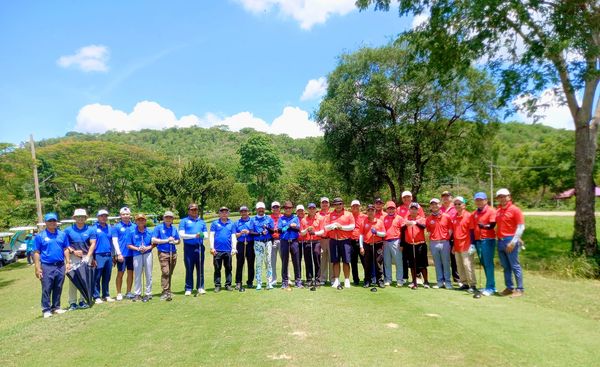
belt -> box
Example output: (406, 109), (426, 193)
(498, 236), (514, 241)
(385, 238), (399, 242)
(42, 261), (64, 266)
(96, 252), (111, 256)
(237, 240), (254, 244)
(407, 242), (425, 245)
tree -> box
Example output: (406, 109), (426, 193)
(238, 134), (283, 202)
(356, 0), (600, 255)
(316, 42), (497, 202)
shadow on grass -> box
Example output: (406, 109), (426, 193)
(0, 261), (29, 272)
(0, 278), (16, 289)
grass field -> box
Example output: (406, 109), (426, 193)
(1, 216), (599, 366)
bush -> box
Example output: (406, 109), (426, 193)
(538, 255), (600, 279)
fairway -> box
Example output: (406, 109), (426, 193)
(2, 217), (600, 367)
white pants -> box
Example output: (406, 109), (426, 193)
(133, 252), (153, 296)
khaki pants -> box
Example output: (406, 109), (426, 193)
(455, 251), (476, 287)
(319, 238), (332, 283)
(158, 251), (177, 293)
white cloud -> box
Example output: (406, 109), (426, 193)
(74, 101), (323, 138)
(57, 45), (109, 72)
(300, 77), (327, 101)
(411, 12), (429, 29)
(236, 0), (356, 30)
(514, 89), (574, 130)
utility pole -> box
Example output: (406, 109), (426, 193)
(30, 135), (43, 225)
(489, 161), (494, 208)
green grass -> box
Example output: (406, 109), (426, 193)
(1, 216), (600, 366)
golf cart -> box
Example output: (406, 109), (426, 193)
(9, 226), (37, 258)
(0, 232), (17, 267)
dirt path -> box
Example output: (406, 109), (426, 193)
(523, 211), (600, 216)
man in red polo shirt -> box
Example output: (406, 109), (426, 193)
(451, 196), (477, 292)
(471, 192), (497, 296)
(426, 198), (453, 289)
(300, 203), (321, 288)
(401, 202), (430, 289)
(317, 197), (332, 285)
(374, 197), (385, 219)
(396, 191), (424, 282)
(350, 200), (368, 286)
(324, 197), (355, 289)
(359, 204), (386, 288)
(441, 191), (460, 285)
(269, 202), (282, 287)
(383, 201), (405, 287)
(495, 188), (525, 298)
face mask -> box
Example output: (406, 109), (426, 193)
(256, 214), (264, 218)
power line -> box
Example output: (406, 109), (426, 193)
(492, 164), (557, 169)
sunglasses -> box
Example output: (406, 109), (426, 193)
(272, 206), (280, 209)
(189, 208), (198, 211)
(283, 206), (292, 209)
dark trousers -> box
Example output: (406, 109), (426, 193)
(184, 244), (205, 291)
(450, 239), (460, 282)
(41, 263), (65, 313)
(93, 253), (112, 299)
(302, 241), (320, 282)
(235, 241), (255, 286)
(213, 251), (232, 287)
(364, 243), (384, 285)
(350, 239), (367, 284)
(280, 239), (301, 285)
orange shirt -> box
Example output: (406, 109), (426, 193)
(317, 209), (331, 239)
(300, 215), (320, 241)
(426, 212), (452, 241)
(452, 211), (472, 252)
(325, 209), (355, 240)
(440, 204), (457, 220)
(396, 204), (425, 218)
(383, 214), (404, 240)
(374, 209), (384, 220)
(351, 212), (367, 241)
(402, 215), (426, 244)
(361, 217), (385, 244)
(495, 202), (524, 239)
(471, 205), (496, 240)
(270, 213), (282, 240)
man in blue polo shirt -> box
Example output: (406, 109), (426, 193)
(250, 202), (275, 290)
(64, 208), (93, 310)
(112, 207), (134, 301)
(234, 206), (255, 292)
(210, 207), (237, 292)
(34, 213), (70, 318)
(179, 203), (208, 296)
(152, 211), (180, 300)
(277, 201), (301, 289)
(90, 209), (115, 304)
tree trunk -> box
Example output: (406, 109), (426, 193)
(383, 174), (396, 203)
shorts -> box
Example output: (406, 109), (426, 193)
(330, 239), (351, 264)
(117, 256), (134, 272)
(404, 243), (428, 270)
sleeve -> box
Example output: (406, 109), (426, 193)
(178, 219), (186, 231)
(151, 226), (160, 239)
(516, 208), (525, 225)
(63, 229), (71, 245)
(89, 227), (97, 240)
(34, 236), (41, 252)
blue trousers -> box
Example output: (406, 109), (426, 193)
(184, 244), (205, 291)
(41, 262), (65, 313)
(475, 239), (496, 291)
(498, 237), (524, 291)
(430, 240), (452, 287)
(94, 253), (112, 298)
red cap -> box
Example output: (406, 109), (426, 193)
(385, 201), (396, 209)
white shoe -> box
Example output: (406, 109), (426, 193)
(331, 279), (340, 288)
(52, 309), (67, 315)
(116, 293), (123, 301)
(94, 298), (103, 304)
(184, 290), (192, 296)
(384, 282), (390, 286)
(105, 297), (115, 302)
(198, 288), (206, 295)
(43, 311), (52, 318)
(344, 279), (351, 288)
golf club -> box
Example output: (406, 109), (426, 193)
(335, 227), (343, 290)
(309, 239), (316, 291)
(473, 246), (483, 299)
(239, 235), (247, 292)
(194, 231), (201, 297)
(166, 226), (174, 301)
(370, 235), (377, 293)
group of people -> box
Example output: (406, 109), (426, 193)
(33, 189), (525, 318)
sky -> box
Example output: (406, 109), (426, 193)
(0, 0), (574, 145)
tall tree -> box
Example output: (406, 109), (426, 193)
(356, 0), (600, 255)
(238, 134), (283, 202)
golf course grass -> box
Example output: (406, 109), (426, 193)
(1, 216), (599, 366)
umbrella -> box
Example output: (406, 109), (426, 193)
(67, 262), (96, 308)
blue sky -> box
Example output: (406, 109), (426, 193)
(0, 1), (571, 145)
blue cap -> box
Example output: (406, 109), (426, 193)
(307, 203), (317, 209)
(474, 192), (487, 200)
(44, 213), (58, 222)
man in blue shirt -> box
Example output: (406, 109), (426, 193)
(250, 202), (275, 290)
(90, 209), (116, 304)
(128, 213), (154, 302)
(112, 207), (134, 301)
(152, 211), (180, 301)
(179, 203), (208, 296)
(234, 206), (255, 292)
(277, 201), (301, 289)
(210, 207), (237, 292)
(34, 213), (70, 318)
(63, 208), (93, 310)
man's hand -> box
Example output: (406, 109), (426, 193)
(73, 250), (83, 257)
(66, 263), (72, 272)
(468, 245), (476, 256)
(210, 248), (216, 256)
(262, 229), (268, 235)
(506, 241), (516, 253)
(360, 247), (365, 255)
(117, 254), (124, 262)
(35, 267), (43, 279)
(231, 248), (238, 255)
(196, 232), (204, 239)
(81, 256), (90, 264)
(290, 223), (297, 228)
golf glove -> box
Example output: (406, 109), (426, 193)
(371, 228), (377, 234)
(82, 256), (90, 264)
(283, 226), (289, 232)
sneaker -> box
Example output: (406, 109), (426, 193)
(320, 281), (326, 286)
(295, 282), (304, 289)
(78, 301), (89, 309)
(384, 281), (390, 286)
(266, 283), (273, 290)
(409, 283), (418, 290)
(43, 311), (52, 318)
(225, 285), (233, 291)
(500, 288), (514, 296)
(132, 295), (141, 302)
(125, 292), (135, 300)
(344, 279), (351, 288)
(246, 283), (254, 289)
(331, 279), (340, 288)
(256, 284), (262, 291)
(68, 303), (78, 311)
(160, 293), (169, 301)
(423, 283), (430, 289)
(184, 290), (192, 296)
(432, 285), (440, 289)
(94, 298), (103, 304)
(214, 286), (221, 293)
(378, 281), (385, 288)
(353, 281), (360, 286)
(396, 281), (404, 288)
(481, 289), (493, 297)
(459, 284), (470, 291)
(363, 282), (371, 288)
(52, 309), (67, 315)
(142, 295), (149, 303)
(198, 288), (206, 295)
(445, 284), (454, 290)
(467, 287), (476, 294)
(104, 297), (115, 303)
(116, 293), (123, 301)
(510, 290), (524, 298)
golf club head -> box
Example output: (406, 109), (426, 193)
(166, 296), (172, 302)
(370, 287), (377, 292)
(473, 292), (482, 299)
(337, 284), (344, 290)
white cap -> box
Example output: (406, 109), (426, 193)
(97, 209), (109, 216)
(401, 191), (413, 198)
(320, 197), (329, 203)
(163, 211), (175, 217)
(296, 205), (305, 211)
(256, 202), (266, 209)
(496, 188), (510, 197)
(429, 198), (440, 204)
(350, 199), (361, 206)
(454, 196), (466, 204)
(73, 209), (87, 217)
(119, 207), (131, 215)
(271, 201), (281, 208)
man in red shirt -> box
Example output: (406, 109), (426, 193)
(324, 197), (355, 289)
(269, 202), (282, 287)
(396, 191), (424, 283)
(350, 200), (368, 286)
(451, 196), (477, 292)
(383, 201), (405, 287)
(317, 197), (332, 285)
(374, 198), (385, 219)
(300, 203), (321, 288)
(441, 191), (460, 285)
(426, 198), (453, 289)
(359, 204), (386, 287)
(495, 188), (525, 297)
(401, 202), (430, 289)
(471, 192), (497, 296)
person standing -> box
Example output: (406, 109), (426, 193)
(234, 206), (255, 292)
(152, 211), (180, 300)
(471, 192), (497, 296)
(178, 203), (208, 296)
(210, 207), (237, 292)
(350, 200), (368, 286)
(300, 203), (321, 288)
(401, 203), (430, 289)
(317, 197), (332, 285)
(426, 198), (453, 289)
(359, 204), (386, 288)
(441, 191), (460, 285)
(90, 209), (116, 304)
(269, 202), (282, 287)
(382, 201), (405, 287)
(63, 209), (93, 310)
(128, 214), (154, 302)
(495, 188), (526, 298)
(277, 201), (301, 289)
(112, 207), (134, 301)
(451, 197), (477, 292)
(324, 197), (355, 289)
(25, 230), (37, 265)
(396, 191), (424, 283)
(374, 198), (385, 219)
(34, 213), (70, 318)
(250, 202), (275, 290)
